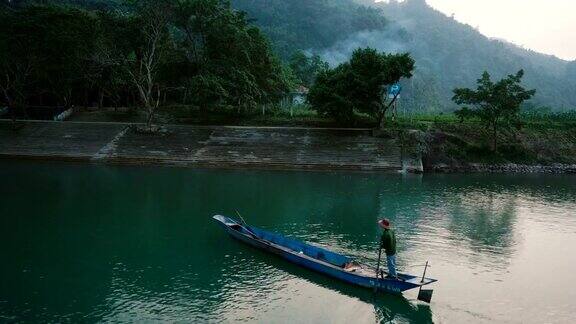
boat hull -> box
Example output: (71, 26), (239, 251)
(213, 215), (436, 295)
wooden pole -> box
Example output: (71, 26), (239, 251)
(374, 245), (383, 292)
(420, 260), (429, 283)
(376, 246), (383, 277)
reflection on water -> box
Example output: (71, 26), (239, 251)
(0, 162), (575, 323)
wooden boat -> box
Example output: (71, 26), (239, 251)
(213, 215), (437, 301)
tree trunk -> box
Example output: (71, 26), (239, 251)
(378, 109), (387, 129)
(146, 108), (154, 128)
(98, 89), (104, 110)
(492, 122), (498, 152)
(3, 92), (16, 127)
(10, 107), (17, 128)
(378, 92), (399, 129)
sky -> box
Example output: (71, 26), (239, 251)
(425, 0), (576, 61)
(379, 0), (576, 61)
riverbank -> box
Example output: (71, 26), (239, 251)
(1, 119), (575, 173)
(411, 121), (576, 173)
(0, 120), (403, 172)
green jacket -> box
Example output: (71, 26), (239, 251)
(380, 229), (396, 256)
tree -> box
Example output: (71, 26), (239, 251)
(452, 70), (536, 151)
(308, 48), (414, 127)
(0, 5), (43, 124)
(308, 65), (355, 122)
(130, 0), (174, 128)
(31, 6), (98, 108)
(93, 0), (174, 128)
(172, 0), (292, 111)
(1, 5), (103, 118)
(289, 51), (328, 87)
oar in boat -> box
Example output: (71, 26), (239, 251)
(235, 210), (266, 242)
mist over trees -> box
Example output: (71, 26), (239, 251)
(231, 0), (389, 60)
(235, 0), (576, 112)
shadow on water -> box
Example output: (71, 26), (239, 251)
(228, 237), (434, 324)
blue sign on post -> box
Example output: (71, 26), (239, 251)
(388, 83), (402, 98)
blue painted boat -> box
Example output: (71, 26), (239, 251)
(213, 215), (437, 299)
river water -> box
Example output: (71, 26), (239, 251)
(1, 162), (575, 323)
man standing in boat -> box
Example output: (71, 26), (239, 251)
(378, 219), (397, 279)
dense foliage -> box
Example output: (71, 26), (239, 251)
(288, 51), (329, 88)
(453, 70), (536, 150)
(0, 0), (293, 126)
(308, 48), (414, 125)
(0, 4), (99, 120)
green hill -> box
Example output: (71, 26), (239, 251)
(231, 0), (389, 60)
(234, 0), (576, 112)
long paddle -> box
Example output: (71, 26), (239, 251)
(374, 245), (383, 291)
(417, 261), (434, 303)
(375, 246), (383, 276)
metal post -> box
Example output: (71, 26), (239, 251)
(420, 260), (429, 283)
(374, 246), (383, 292)
(375, 246), (383, 276)
(417, 260), (434, 303)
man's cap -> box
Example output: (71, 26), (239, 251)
(378, 219), (391, 229)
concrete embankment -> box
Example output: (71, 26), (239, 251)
(0, 121), (405, 172)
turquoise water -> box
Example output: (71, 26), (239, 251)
(1, 162), (575, 323)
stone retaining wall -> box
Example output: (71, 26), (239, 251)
(0, 121), (403, 172)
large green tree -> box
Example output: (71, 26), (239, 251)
(33, 6), (98, 107)
(289, 51), (329, 88)
(0, 5), (97, 119)
(452, 70), (536, 151)
(173, 0), (292, 111)
(308, 48), (414, 127)
(88, 10), (136, 109)
(99, 0), (175, 128)
(0, 6), (36, 123)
